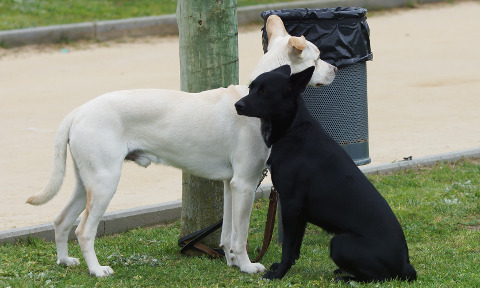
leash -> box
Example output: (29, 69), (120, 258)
(178, 169), (278, 262)
(251, 186), (278, 262)
(178, 219), (225, 258)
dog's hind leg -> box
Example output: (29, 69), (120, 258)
(330, 233), (397, 282)
(54, 159), (86, 267)
(220, 180), (235, 266)
(75, 163), (122, 277)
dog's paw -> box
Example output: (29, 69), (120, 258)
(262, 270), (282, 280)
(89, 265), (114, 277)
(269, 262), (280, 272)
(240, 262), (266, 274)
(57, 257), (80, 266)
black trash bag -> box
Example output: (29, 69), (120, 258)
(261, 7), (373, 68)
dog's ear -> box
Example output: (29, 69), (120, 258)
(272, 65), (291, 76)
(288, 36), (307, 56)
(266, 15), (289, 45)
(289, 66), (315, 93)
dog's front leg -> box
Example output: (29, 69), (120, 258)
(220, 180), (235, 266)
(230, 179), (266, 273)
(263, 204), (306, 280)
(294, 220), (307, 261)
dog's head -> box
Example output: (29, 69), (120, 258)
(236, 65), (314, 119)
(250, 15), (337, 87)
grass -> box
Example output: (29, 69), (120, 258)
(0, 0), (298, 31)
(1, 158), (480, 287)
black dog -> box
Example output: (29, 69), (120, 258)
(235, 65), (417, 282)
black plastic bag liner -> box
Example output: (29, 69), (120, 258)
(261, 7), (373, 68)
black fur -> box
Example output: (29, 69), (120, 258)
(235, 65), (417, 282)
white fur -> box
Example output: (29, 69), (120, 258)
(27, 16), (336, 277)
(251, 16), (336, 87)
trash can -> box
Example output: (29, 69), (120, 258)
(261, 7), (373, 165)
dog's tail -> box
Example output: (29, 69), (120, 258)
(26, 110), (76, 206)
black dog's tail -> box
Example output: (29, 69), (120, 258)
(400, 263), (417, 282)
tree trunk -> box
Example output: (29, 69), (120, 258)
(176, 0), (238, 250)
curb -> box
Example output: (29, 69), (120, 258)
(1, 147), (479, 245)
(360, 147), (480, 175)
(0, 200), (182, 245)
(0, 0), (443, 47)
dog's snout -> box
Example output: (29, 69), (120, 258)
(333, 66), (338, 73)
(235, 100), (246, 110)
(235, 100), (248, 115)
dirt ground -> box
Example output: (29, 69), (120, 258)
(0, 1), (479, 231)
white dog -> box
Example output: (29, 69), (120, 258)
(27, 15), (336, 277)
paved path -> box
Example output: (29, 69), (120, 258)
(0, 1), (479, 231)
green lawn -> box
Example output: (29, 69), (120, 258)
(1, 159), (479, 287)
(0, 0), (298, 30)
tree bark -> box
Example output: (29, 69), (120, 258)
(176, 0), (238, 250)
